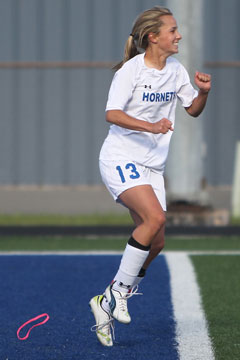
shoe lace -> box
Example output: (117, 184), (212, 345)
(91, 318), (115, 340)
(119, 285), (143, 312)
(127, 285), (143, 298)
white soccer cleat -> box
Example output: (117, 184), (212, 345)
(89, 295), (114, 347)
(104, 282), (133, 324)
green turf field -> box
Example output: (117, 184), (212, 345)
(1, 234), (239, 359)
(191, 255), (240, 360)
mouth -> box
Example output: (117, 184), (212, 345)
(173, 42), (179, 50)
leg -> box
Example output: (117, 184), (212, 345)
(111, 185), (165, 287)
(103, 185), (166, 323)
(143, 225), (165, 268)
(119, 185), (166, 246)
(130, 209), (165, 270)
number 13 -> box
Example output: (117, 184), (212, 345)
(116, 163), (140, 183)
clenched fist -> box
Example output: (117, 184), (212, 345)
(151, 118), (174, 134)
(194, 71), (211, 93)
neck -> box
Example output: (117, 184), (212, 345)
(144, 48), (168, 70)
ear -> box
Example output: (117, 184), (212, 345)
(148, 32), (158, 44)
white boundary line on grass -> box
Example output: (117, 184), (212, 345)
(0, 250), (240, 256)
(165, 253), (215, 360)
(0, 250), (124, 255)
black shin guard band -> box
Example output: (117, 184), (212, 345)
(128, 236), (151, 251)
(138, 267), (146, 278)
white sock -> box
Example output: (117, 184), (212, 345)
(132, 275), (144, 288)
(132, 267), (146, 287)
(101, 241), (149, 312)
(112, 242), (150, 293)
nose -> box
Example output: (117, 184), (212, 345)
(176, 30), (182, 40)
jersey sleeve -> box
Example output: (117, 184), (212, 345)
(176, 64), (198, 108)
(105, 62), (136, 111)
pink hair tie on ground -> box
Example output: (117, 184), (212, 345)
(17, 313), (50, 340)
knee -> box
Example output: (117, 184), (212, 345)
(148, 212), (166, 235)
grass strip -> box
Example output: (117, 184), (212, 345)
(191, 255), (240, 360)
(0, 236), (126, 251)
(0, 236), (239, 251)
(0, 213), (239, 226)
(0, 213), (132, 226)
(231, 217), (240, 225)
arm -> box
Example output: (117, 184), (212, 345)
(106, 110), (174, 134)
(185, 71), (211, 117)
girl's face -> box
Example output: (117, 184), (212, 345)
(152, 15), (182, 56)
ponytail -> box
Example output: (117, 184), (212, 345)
(113, 34), (139, 71)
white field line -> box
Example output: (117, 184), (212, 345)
(0, 250), (124, 256)
(166, 253), (215, 360)
(0, 250), (240, 256)
(165, 250), (240, 256)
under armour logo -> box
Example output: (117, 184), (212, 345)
(119, 282), (131, 289)
(144, 85), (152, 89)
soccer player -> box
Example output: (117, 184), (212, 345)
(89, 6), (211, 346)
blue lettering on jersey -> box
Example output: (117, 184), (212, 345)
(150, 93), (155, 102)
(161, 93), (165, 101)
(142, 91), (176, 102)
(142, 92), (149, 101)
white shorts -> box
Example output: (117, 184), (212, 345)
(99, 159), (166, 211)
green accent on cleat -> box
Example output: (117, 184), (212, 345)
(89, 295), (114, 347)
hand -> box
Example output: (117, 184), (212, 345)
(194, 71), (211, 93)
(151, 118), (174, 134)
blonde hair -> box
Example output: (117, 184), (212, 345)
(114, 6), (172, 71)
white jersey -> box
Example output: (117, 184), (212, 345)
(99, 53), (198, 173)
